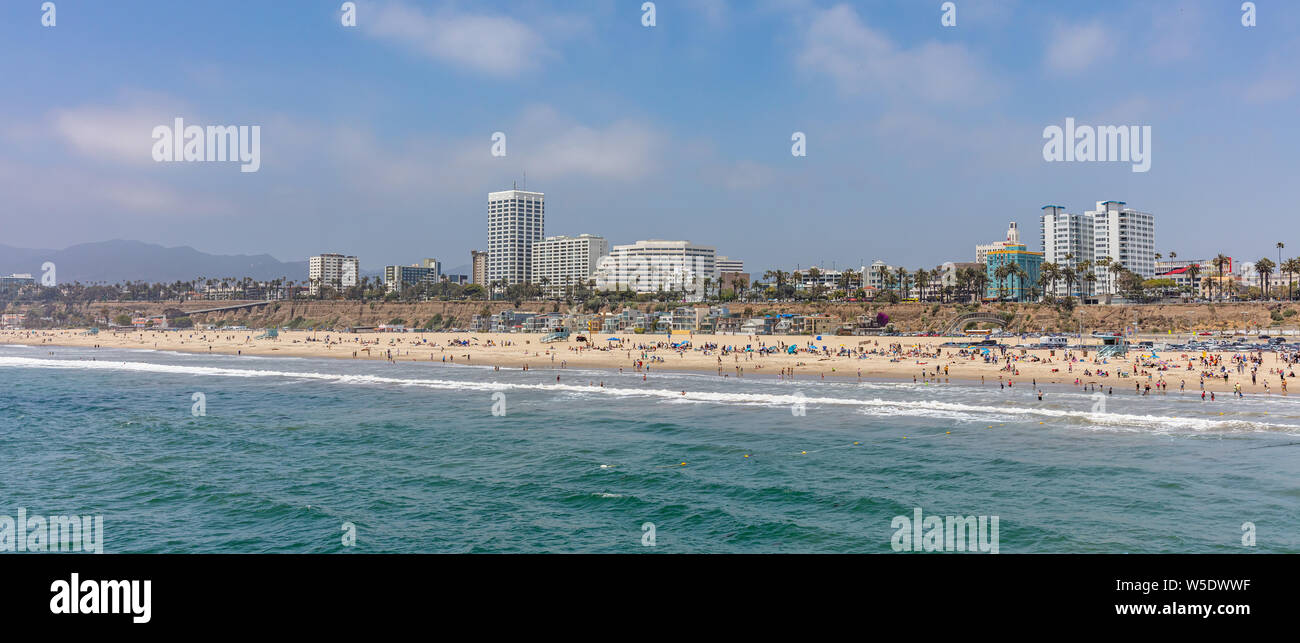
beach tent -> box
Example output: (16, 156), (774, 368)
(787, 345), (797, 354)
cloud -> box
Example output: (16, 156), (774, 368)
(365, 2), (554, 76)
(1044, 21), (1112, 73)
(51, 98), (185, 165)
(514, 106), (661, 181)
(796, 4), (996, 103)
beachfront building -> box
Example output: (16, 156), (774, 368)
(717, 257), (744, 273)
(383, 259), (441, 294)
(984, 243), (1043, 302)
(308, 253), (359, 296)
(592, 240), (717, 300)
(1089, 200), (1156, 295)
(530, 234), (610, 298)
(1039, 205), (1095, 298)
(976, 222), (1023, 265)
(939, 262), (981, 288)
(471, 250), (488, 285)
(1156, 259), (1212, 297)
(795, 267), (863, 292)
(864, 260), (898, 292)
(487, 188), (545, 288)
(1236, 261), (1260, 290)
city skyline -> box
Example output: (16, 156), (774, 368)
(3, 1), (1298, 276)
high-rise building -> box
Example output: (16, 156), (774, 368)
(1039, 205), (1095, 297)
(308, 253), (359, 296)
(1087, 200), (1156, 295)
(487, 188), (544, 287)
(592, 240), (717, 300)
(530, 234), (609, 298)
(471, 250), (488, 285)
(1037, 201), (1156, 299)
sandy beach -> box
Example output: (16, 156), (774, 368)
(4, 328), (1296, 397)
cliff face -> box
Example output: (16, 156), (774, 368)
(39, 299), (1295, 334)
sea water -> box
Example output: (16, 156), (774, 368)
(2, 345), (1298, 553)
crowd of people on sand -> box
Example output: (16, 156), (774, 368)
(4, 329), (1296, 402)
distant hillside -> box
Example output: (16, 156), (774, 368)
(0, 240), (318, 284)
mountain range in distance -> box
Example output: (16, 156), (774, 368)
(0, 239), (441, 285)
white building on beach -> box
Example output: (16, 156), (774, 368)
(593, 240), (717, 299)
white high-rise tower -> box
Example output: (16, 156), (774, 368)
(487, 187), (545, 287)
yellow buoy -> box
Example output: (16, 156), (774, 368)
(680, 462), (687, 466)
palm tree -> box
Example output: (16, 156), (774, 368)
(972, 269), (990, 303)
(993, 264), (1012, 300)
(1096, 256), (1113, 299)
(1039, 262), (1059, 298)
(1185, 263), (1202, 299)
(1212, 254), (1231, 301)
(1282, 257), (1300, 301)
(914, 268), (930, 302)
(1061, 266), (1078, 300)
(1255, 257), (1275, 300)
(1037, 267), (1055, 302)
(894, 267), (909, 299)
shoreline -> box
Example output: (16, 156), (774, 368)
(2, 328), (1296, 397)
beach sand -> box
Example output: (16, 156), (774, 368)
(3, 328), (1295, 398)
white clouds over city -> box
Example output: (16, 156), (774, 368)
(796, 4), (996, 103)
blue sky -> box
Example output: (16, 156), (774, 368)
(2, 0), (1297, 274)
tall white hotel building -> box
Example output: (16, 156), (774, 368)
(308, 253), (359, 296)
(531, 234), (610, 298)
(487, 188), (545, 287)
(1040, 200), (1155, 298)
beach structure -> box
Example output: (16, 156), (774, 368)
(308, 253), (359, 296)
(382, 259), (440, 294)
(487, 187), (545, 287)
(530, 234), (609, 298)
(592, 240), (717, 300)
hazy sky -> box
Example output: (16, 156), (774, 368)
(3, 0), (1297, 273)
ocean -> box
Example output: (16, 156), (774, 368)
(2, 344), (1298, 553)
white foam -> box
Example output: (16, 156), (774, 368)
(2, 355), (1296, 434)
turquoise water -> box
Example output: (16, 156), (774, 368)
(2, 344), (1299, 553)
